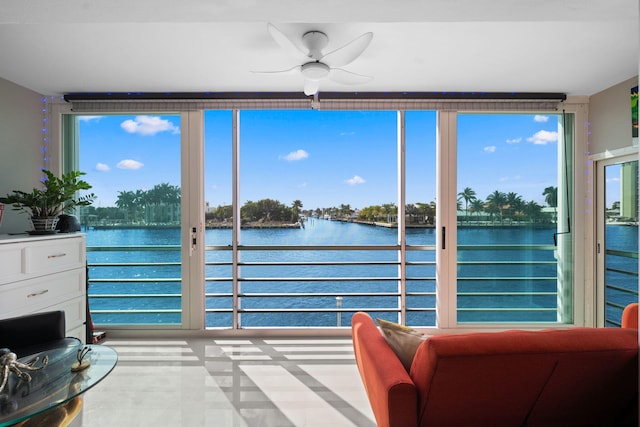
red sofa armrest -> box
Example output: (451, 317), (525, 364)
(622, 303), (638, 329)
(352, 312), (418, 427)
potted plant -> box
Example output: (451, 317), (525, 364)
(1, 170), (96, 233)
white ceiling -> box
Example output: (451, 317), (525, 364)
(0, 0), (637, 97)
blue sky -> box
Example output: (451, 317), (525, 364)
(78, 111), (608, 210)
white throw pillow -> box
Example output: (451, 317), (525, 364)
(376, 317), (428, 372)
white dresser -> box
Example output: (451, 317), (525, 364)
(0, 233), (86, 342)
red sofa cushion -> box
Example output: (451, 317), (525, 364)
(411, 328), (639, 427)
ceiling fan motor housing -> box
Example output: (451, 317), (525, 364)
(302, 30), (328, 60)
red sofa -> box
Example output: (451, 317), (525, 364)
(352, 311), (639, 427)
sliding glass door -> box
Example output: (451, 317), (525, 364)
(597, 156), (639, 326)
(203, 110), (439, 328)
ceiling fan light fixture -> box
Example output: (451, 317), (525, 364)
(301, 62), (330, 80)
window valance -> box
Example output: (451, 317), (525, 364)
(65, 92), (566, 113)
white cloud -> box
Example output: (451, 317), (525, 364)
(120, 116), (180, 136)
(345, 175), (366, 185)
(281, 149), (309, 161)
(117, 159), (144, 170)
(506, 138), (522, 144)
(527, 130), (558, 145)
(534, 115), (549, 123)
(484, 146), (497, 153)
(95, 163), (110, 172)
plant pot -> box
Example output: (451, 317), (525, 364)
(30, 216), (59, 234)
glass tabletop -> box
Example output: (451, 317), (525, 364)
(0, 344), (117, 427)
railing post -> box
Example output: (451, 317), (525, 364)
(336, 296), (343, 327)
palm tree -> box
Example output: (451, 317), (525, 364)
(291, 199), (303, 222)
(133, 189), (146, 222)
(415, 202), (435, 224)
(339, 203), (352, 220)
(406, 203), (418, 224)
(486, 190), (507, 224)
(543, 186), (557, 207)
(146, 182), (180, 205)
(382, 203), (398, 223)
(469, 199), (485, 223)
(115, 190), (135, 210)
(543, 186), (558, 224)
(115, 190), (136, 222)
(524, 200), (543, 224)
(505, 192), (523, 224)
(457, 187), (476, 223)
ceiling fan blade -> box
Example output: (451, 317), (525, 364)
(267, 23), (310, 63)
(304, 79), (320, 96)
(321, 32), (373, 67)
(252, 65), (301, 75)
(328, 68), (373, 85)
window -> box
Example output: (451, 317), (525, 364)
(65, 101), (577, 330)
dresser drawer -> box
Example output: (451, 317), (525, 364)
(0, 268), (86, 317)
(0, 236), (85, 285)
(0, 245), (23, 284)
(52, 295), (86, 335)
(66, 323), (86, 343)
(24, 237), (85, 276)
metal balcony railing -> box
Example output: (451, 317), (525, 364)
(604, 248), (639, 327)
(87, 243), (564, 328)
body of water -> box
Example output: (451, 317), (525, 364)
(84, 220), (638, 327)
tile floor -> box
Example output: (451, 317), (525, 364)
(81, 338), (376, 427)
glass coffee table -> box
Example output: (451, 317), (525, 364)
(0, 344), (117, 426)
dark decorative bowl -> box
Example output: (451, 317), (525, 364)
(56, 214), (81, 233)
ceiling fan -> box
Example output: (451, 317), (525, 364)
(255, 24), (374, 96)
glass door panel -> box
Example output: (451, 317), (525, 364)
(203, 110), (234, 327)
(456, 113), (571, 323)
(77, 114), (183, 325)
(405, 111), (437, 326)
(237, 110), (399, 327)
(603, 160), (639, 326)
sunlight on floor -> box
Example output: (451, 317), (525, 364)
(82, 338), (375, 427)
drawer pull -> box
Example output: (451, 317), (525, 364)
(27, 289), (49, 298)
(48, 253), (67, 259)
